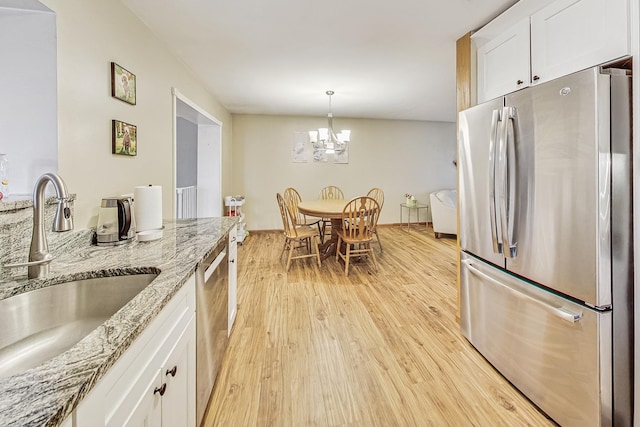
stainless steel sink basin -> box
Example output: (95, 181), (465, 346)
(0, 273), (158, 379)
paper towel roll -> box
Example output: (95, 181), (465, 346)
(134, 185), (163, 232)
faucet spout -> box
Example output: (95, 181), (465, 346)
(28, 173), (74, 278)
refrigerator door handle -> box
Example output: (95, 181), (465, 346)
(497, 107), (509, 256)
(488, 108), (503, 254)
(463, 259), (583, 324)
(504, 107), (518, 257)
(498, 107), (518, 258)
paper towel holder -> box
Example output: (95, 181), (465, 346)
(134, 184), (163, 234)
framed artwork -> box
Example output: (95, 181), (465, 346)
(333, 141), (349, 164)
(111, 62), (136, 105)
(112, 120), (137, 156)
(291, 132), (309, 163)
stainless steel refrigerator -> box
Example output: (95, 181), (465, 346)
(458, 64), (632, 427)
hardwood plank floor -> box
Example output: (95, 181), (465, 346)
(203, 225), (556, 426)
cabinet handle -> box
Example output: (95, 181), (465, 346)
(166, 366), (177, 377)
(516, 79), (523, 85)
(231, 237), (236, 242)
(532, 75), (540, 81)
(154, 383), (167, 396)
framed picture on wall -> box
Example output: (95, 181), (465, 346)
(112, 120), (137, 156)
(111, 62), (136, 105)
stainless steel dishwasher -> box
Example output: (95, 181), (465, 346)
(195, 239), (228, 425)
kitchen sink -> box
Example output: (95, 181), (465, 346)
(0, 272), (158, 379)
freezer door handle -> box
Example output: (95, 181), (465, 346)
(488, 108), (503, 254)
(463, 259), (583, 323)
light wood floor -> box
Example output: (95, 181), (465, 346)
(203, 225), (556, 426)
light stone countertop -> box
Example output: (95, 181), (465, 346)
(0, 217), (237, 427)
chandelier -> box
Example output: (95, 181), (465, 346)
(308, 90), (350, 154)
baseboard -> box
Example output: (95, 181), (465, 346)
(246, 223), (432, 234)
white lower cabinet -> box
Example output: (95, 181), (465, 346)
(228, 225), (238, 335)
(160, 316), (194, 426)
(74, 275), (196, 427)
(118, 318), (195, 427)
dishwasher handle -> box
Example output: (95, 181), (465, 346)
(203, 250), (227, 283)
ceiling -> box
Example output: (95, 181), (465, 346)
(122, 0), (517, 122)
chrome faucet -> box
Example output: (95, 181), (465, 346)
(4, 173), (74, 278)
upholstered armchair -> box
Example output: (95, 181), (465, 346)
(429, 189), (457, 238)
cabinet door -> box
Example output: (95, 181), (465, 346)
(119, 371), (162, 427)
(530, 0), (628, 84)
(228, 225), (238, 335)
(75, 277), (196, 427)
(477, 17), (530, 103)
(161, 316), (196, 427)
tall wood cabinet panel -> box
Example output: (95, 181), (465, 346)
(530, 0), (629, 84)
(456, 32), (474, 323)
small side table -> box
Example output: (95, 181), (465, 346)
(400, 202), (429, 231)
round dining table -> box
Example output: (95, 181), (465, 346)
(297, 199), (346, 259)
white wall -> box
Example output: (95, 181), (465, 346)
(39, 0), (233, 228)
(232, 114), (457, 230)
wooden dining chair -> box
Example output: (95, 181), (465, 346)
(335, 196), (380, 276)
(283, 187), (322, 236)
(276, 193), (321, 271)
(320, 185), (344, 200)
(319, 185), (344, 242)
(366, 187), (384, 251)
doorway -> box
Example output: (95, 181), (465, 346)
(172, 88), (223, 219)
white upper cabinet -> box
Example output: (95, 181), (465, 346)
(530, 0), (629, 84)
(477, 17), (531, 102)
(474, 0), (629, 103)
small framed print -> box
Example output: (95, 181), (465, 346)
(112, 120), (137, 156)
(111, 62), (136, 105)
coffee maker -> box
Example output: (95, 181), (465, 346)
(96, 196), (136, 245)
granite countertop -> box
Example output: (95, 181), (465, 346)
(0, 217), (237, 426)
